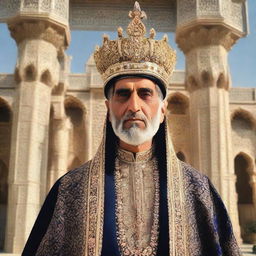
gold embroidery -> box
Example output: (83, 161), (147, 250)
(115, 151), (159, 256)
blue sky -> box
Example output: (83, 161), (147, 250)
(0, 0), (255, 88)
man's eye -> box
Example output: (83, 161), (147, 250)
(117, 91), (130, 97)
(139, 91), (152, 98)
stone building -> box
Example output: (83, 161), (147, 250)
(0, 0), (255, 254)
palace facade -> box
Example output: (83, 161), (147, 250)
(0, 0), (255, 254)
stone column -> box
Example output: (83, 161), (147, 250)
(5, 2), (70, 252)
(47, 99), (71, 190)
(176, 26), (241, 241)
(176, 0), (248, 242)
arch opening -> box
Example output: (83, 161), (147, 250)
(235, 154), (253, 204)
(167, 93), (189, 115)
(0, 101), (11, 123)
(231, 110), (255, 130)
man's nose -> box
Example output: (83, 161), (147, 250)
(127, 92), (140, 113)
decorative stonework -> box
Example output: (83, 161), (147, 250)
(197, 0), (219, 16)
(176, 0), (247, 36)
(9, 21), (67, 51)
(70, 3), (176, 32)
(176, 26), (239, 54)
(14, 39), (60, 87)
(0, 0), (69, 25)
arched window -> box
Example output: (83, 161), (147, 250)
(167, 93), (189, 115)
(235, 153), (253, 204)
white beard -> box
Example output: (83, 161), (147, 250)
(109, 103), (163, 146)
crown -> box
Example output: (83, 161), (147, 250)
(94, 1), (176, 96)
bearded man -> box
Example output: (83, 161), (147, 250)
(22, 2), (241, 256)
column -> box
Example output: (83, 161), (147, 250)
(5, 0), (70, 252)
(176, 0), (248, 242)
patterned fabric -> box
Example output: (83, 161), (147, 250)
(115, 147), (158, 251)
(22, 121), (241, 256)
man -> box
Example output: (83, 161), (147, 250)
(22, 2), (241, 256)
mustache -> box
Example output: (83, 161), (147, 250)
(121, 111), (147, 123)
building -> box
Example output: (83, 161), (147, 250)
(0, 0), (255, 254)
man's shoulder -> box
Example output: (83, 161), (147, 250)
(180, 161), (211, 193)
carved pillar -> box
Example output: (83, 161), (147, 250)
(176, 26), (242, 241)
(176, 30), (244, 244)
(176, 0), (248, 243)
(5, 1), (70, 252)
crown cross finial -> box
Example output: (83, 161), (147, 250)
(129, 1), (147, 20)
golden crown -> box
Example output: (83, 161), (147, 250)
(94, 1), (176, 95)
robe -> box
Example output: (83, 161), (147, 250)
(22, 121), (241, 256)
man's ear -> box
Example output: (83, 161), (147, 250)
(105, 100), (111, 122)
(160, 100), (167, 123)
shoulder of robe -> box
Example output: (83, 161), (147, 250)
(58, 160), (92, 189)
(180, 161), (211, 197)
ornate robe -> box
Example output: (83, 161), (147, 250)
(22, 121), (241, 256)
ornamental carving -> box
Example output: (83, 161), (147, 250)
(8, 21), (66, 51)
(185, 45), (231, 92)
(176, 26), (239, 54)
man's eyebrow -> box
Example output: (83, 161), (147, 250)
(114, 88), (132, 94)
(137, 88), (154, 93)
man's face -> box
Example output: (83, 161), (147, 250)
(105, 77), (166, 146)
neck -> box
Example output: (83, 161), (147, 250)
(119, 139), (152, 153)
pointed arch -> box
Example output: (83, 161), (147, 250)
(231, 108), (256, 130)
(0, 97), (12, 123)
(235, 152), (254, 204)
(167, 92), (189, 115)
(40, 69), (52, 87)
(24, 64), (37, 81)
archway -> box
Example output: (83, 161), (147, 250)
(65, 96), (87, 170)
(167, 93), (190, 163)
(167, 92), (189, 115)
(0, 98), (12, 251)
(234, 152), (255, 240)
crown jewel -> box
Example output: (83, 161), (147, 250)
(94, 2), (176, 94)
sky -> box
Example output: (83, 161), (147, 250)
(0, 0), (255, 88)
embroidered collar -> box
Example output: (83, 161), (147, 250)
(117, 146), (154, 163)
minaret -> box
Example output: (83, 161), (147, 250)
(5, 1), (70, 252)
(175, 0), (248, 242)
